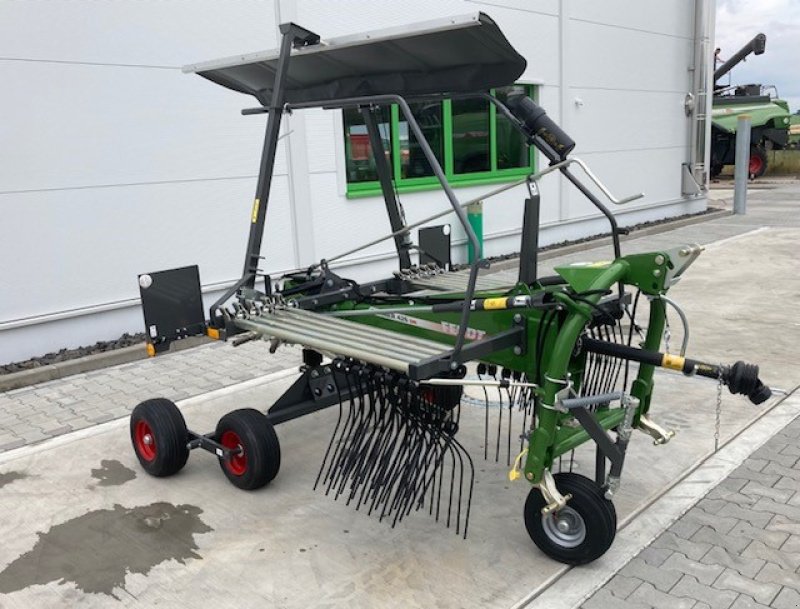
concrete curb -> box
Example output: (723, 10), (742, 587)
(0, 207), (731, 393)
(0, 335), (210, 392)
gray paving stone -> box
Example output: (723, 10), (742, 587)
(671, 575), (738, 609)
(750, 446), (797, 468)
(605, 574), (642, 599)
(38, 425), (71, 437)
(755, 561), (800, 592)
(782, 534), (800, 553)
(742, 540), (800, 570)
(780, 443), (800, 457)
(770, 476), (797, 493)
(662, 552), (723, 585)
(729, 520), (789, 549)
(713, 568), (780, 605)
(651, 531), (713, 561)
(713, 492), (760, 507)
(682, 507), (739, 535)
(669, 518), (703, 539)
(20, 430), (51, 443)
(740, 481), (795, 504)
(55, 416), (92, 430)
(728, 464), (780, 486)
(767, 513), (800, 537)
(581, 588), (650, 609)
(638, 546), (674, 567)
(711, 477), (749, 494)
(620, 556), (682, 592)
(0, 439), (25, 451)
(752, 497), (800, 522)
(762, 462), (800, 483)
(730, 594), (773, 609)
(740, 457), (769, 472)
(773, 587), (800, 609)
(716, 504), (775, 528)
(700, 546), (765, 578)
(696, 498), (728, 514)
(628, 582), (694, 609)
(692, 526), (750, 554)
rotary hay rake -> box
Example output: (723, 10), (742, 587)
(130, 14), (772, 564)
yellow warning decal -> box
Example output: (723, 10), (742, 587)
(661, 353), (685, 371)
(251, 198), (260, 223)
(483, 298), (508, 310)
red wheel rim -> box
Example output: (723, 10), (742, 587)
(134, 419), (157, 462)
(749, 153), (764, 176)
(220, 430), (247, 476)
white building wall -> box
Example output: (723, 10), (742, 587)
(0, 0), (711, 365)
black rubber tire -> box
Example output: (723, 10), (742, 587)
(215, 408), (280, 490)
(524, 472), (617, 565)
(130, 398), (189, 477)
(749, 144), (768, 178)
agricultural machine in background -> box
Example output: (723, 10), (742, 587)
(130, 14), (772, 565)
(711, 33), (793, 178)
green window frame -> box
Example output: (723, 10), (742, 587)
(344, 85), (536, 198)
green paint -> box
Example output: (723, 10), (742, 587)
(467, 200), (483, 263)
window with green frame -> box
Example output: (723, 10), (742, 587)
(343, 84), (536, 198)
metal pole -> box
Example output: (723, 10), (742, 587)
(361, 106), (412, 270)
(734, 114), (751, 215)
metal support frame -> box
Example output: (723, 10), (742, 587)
(361, 106), (412, 270)
(518, 182), (540, 284)
(207, 22), (322, 325)
(267, 363), (363, 425)
(187, 430), (240, 459)
(409, 324), (526, 380)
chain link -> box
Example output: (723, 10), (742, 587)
(714, 368), (723, 452)
(664, 315), (671, 355)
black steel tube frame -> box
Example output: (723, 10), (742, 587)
(187, 430), (240, 458)
(518, 184), (540, 284)
(361, 106), (412, 270)
(482, 93), (623, 261)
(241, 25), (296, 286)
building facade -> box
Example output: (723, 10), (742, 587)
(0, 0), (715, 365)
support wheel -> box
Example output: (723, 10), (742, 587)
(749, 144), (768, 178)
(215, 408), (280, 490)
(130, 398), (189, 477)
(524, 472), (617, 565)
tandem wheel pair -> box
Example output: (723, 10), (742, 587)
(129, 398), (617, 565)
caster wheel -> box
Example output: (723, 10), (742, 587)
(130, 398), (189, 477)
(524, 472), (617, 565)
(215, 408), (280, 490)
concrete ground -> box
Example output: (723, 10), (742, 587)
(0, 181), (798, 608)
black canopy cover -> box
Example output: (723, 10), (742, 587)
(184, 12), (527, 105)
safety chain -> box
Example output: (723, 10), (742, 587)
(663, 315), (671, 355)
(714, 367), (723, 452)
